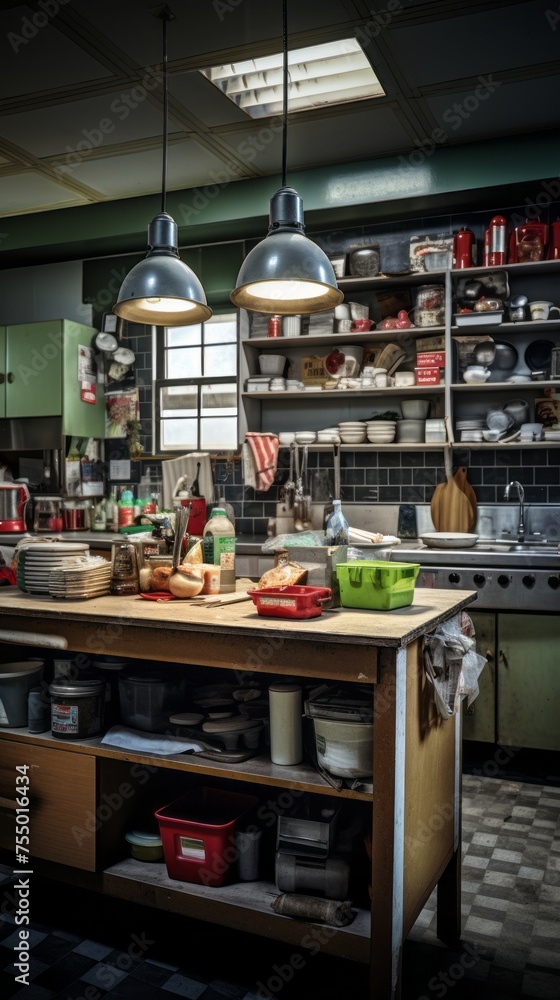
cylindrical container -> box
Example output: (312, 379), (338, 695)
(203, 507), (236, 593)
(62, 500), (90, 530)
(49, 678), (105, 740)
(110, 541), (140, 595)
(267, 315), (282, 338)
(28, 685), (50, 734)
(486, 214), (507, 266)
(33, 496), (63, 532)
(268, 683), (302, 766)
(118, 487), (135, 528)
(414, 285), (445, 326)
(452, 227), (475, 268)
(235, 828), (262, 881)
(0, 661), (44, 727)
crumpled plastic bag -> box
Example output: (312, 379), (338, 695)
(423, 612), (487, 719)
(262, 530), (326, 551)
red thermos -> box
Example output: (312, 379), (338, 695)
(484, 215), (507, 266)
(453, 227), (475, 269)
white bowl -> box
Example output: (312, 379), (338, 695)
(258, 354), (287, 375)
(278, 432), (295, 445)
(463, 368), (491, 384)
(400, 399), (430, 419)
(340, 432), (367, 444)
(294, 431), (317, 444)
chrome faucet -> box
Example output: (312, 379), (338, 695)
(504, 481), (525, 541)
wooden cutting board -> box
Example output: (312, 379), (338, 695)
(453, 466), (477, 531)
(431, 452), (473, 533)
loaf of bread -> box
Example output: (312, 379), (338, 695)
(256, 561), (307, 590)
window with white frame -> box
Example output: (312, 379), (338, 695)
(155, 311), (238, 452)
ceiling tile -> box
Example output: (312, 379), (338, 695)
(426, 77), (560, 142)
(0, 90), (180, 160)
(57, 141), (232, 200)
(169, 73), (249, 128)
(0, 173), (87, 216)
(222, 105), (413, 174)
(0, 4), (111, 100)
(388, 1), (556, 87)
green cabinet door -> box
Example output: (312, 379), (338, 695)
(463, 611), (496, 743)
(5, 321), (62, 418)
(498, 613), (560, 751)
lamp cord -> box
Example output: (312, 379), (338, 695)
(281, 0), (288, 188)
(160, 8), (170, 215)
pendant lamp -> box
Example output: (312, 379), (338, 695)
(113, 7), (211, 327)
(230, 0), (343, 315)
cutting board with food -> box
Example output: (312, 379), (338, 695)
(431, 452), (473, 532)
(453, 466), (477, 531)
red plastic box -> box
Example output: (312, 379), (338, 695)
(155, 787), (258, 887)
(416, 350), (445, 367)
(415, 366), (441, 385)
(247, 585), (332, 619)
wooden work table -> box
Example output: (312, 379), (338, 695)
(0, 587), (476, 1000)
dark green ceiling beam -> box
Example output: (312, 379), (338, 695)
(1, 130), (558, 267)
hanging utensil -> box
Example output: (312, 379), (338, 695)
(172, 506), (190, 571)
(191, 462), (201, 497)
(322, 443), (340, 528)
(301, 444), (312, 529)
(284, 441), (296, 512)
(293, 443), (304, 531)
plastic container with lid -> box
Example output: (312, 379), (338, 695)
(305, 687), (373, 778)
(118, 669), (187, 733)
(203, 507), (235, 593)
(335, 560), (421, 611)
(125, 829), (164, 862)
(49, 678), (105, 739)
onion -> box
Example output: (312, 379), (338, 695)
(169, 564), (204, 598)
(151, 566), (173, 592)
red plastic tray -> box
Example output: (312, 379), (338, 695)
(247, 585), (331, 619)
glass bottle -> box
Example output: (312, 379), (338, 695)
(110, 541), (140, 595)
(326, 500), (349, 545)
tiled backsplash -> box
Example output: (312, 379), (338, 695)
(135, 446), (560, 537)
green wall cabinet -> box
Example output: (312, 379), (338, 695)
(0, 320), (104, 436)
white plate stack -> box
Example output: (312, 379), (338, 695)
(18, 541), (90, 594)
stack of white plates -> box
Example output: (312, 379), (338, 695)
(338, 421), (366, 444)
(19, 541), (90, 594)
(456, 418), (485, 442)
(366, 420), (396, 443)
(49, 556), (112, 600)
(269, 377), (286, 392)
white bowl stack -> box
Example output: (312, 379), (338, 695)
(338, 421), (367, 444)
(366, 420), (396, 443)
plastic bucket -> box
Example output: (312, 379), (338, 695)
(336, 560), (420, 611)
(0, 660), (44, 727)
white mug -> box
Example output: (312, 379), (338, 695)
(529, 300), (560, 321)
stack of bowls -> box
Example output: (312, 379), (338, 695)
(269, 377), (286, 392)
(317, 427), (341, 444)
(366, 421), (396, 444)
(338, 421), (366, 444)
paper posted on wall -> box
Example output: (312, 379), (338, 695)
(423, 612), (487, 720)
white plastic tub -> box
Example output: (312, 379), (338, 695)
(0, 660), (44, 727)
(310, 715), (373, 778)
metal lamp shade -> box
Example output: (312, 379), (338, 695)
(113, 212), (212, 327)
(231, 187), (343, 315)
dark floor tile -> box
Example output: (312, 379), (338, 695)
(111, 977), (161, 998)
(32, 936), (76, 966)
(52, 984), (108, 1000)
(130, 961), (176, 987)
(34, 954), (97, 992)
(0, 969), (20, 997)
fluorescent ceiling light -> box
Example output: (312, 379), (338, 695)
(201, 39), (384, 118)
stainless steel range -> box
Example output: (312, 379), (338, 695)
(395, 543), (560, 612)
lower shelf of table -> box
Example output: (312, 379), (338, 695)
(102, 857), (371, 963)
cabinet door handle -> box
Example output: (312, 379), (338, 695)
(485, 649), (494, 662)
(7, 372), (14, 383)
(0, 374), (4, 385)
(498, 649), (508, 669)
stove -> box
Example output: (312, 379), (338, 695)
(394, 544), (560, 612)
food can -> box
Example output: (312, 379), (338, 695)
(49, 679), (105, 740)
(267, 315), (282, 337)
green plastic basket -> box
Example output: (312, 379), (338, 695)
(335, 560), (421, 611)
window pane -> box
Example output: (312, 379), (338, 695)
(201, 382), (237, 414)
(161, 386), (198, 417)
(165, 347), (201, 378)
(161, 418), (198, 449)
(166, 327), (202, 347)
(204, 315), (237, 344)
(204, 343), (236, 376)
(201, 416), (237, 450)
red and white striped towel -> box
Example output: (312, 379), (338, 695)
(245, 432), (279, 492)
